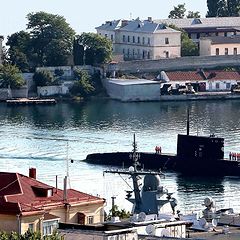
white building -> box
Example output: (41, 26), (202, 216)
(103, 78), (160, 102)
(160, 70), (240, 92)
(96, 18), (181, 61)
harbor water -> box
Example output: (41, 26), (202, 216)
(0, 99), (240, 214)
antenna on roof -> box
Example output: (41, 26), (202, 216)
(66, 141), (71, 189)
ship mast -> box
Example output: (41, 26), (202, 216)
(104, 134), (161, 214)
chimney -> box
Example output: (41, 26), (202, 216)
(29, 168), (36, 179)
(56, 175), (58, 193)
(63, 176), (68, 202)
(121, 20), (128, 27)
(148, 17), (152, 22)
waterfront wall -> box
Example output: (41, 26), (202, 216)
(111, 55), (240, 74)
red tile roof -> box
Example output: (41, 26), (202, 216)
(165, 71), (240, 82)
(0, 172), (104, 215)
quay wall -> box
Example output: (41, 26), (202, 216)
(112, 55), (240, 73)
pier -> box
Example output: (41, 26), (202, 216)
(6, 98), (57, 105)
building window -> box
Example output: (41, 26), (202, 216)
(87, 216), (94, 224)
(165, 38), (169, 44)
(137, 36), (140, 43)
(28, 223), (34, 232)
(148, 37), (150, 45)
(147, 51), (150, 59)
(216, 83), (220, 89)
(234, 48), (238, 55)
(127, 36), (130, 42)
(215, 32), (219, 36)
(197, 33), (200, 39)
(225, 48), (228, 55)
(166, 51), (169, 58)
(216, 48), (219, 55)
(43, 220), (59, 236)
(133, 36), (135, 43)
(142, 37), (145, 44)
(226, 83), (231, 89)
(123, 49), (125, 54)
(123, 35), (125, 42)
(111, 34), (114, 41)
(224, 32), (228, 37)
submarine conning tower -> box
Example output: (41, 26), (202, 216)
(177, 108), (224, 162)
(177, 134), (224, 162)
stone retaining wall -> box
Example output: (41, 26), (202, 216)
(112, 55), (240, 74)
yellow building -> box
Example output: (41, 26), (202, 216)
(0, 169), (105, 236)
(200, 36), (240, 56)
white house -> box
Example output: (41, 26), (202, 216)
(96, 18), (181, 61)
(160, 70), (240, 92)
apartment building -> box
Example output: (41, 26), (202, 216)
(96, 18), (181, 61)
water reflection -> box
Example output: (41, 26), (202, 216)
(0, 99), (240, 213)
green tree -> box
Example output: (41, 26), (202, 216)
(33, 70), (57, 86)
(75, 33), (112, 65)
(206, 0), (228, 17)
(186, 11), (201, 18)
(107, 205), (131, 220)
(6, 31), (32, 72)
(0, 230), (61, 240)
(0, 64), (25, 89)
(169, 24), (199, 56)
(70, 69), (95, 97)
(181, 33), (199, 56)
(73, 38), (84, 65)
(168, 4), (186, 19)
(227, 0), (240, 16)
(26, 11), (75, 67)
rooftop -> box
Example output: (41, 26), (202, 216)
(155, 17), (240, 29)
(201, 35), (240, 44)
(165, 70), (240, 82)
(0, 171), (104, 215)
(96, 18), (180, 34)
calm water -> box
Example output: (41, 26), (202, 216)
(0, 99), (240, 214)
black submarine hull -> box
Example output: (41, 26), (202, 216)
(85, 152), (240, 176)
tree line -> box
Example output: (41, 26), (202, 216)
(169, 0), (240, 19)
(5, 12), (112, 72)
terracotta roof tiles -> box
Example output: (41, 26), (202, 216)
(0, 172), (104, 215)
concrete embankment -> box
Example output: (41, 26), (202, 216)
(159, 92), (240, 101)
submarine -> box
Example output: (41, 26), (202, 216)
(85, 112), (240, 176)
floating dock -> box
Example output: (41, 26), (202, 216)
(6, 98), (57, 105)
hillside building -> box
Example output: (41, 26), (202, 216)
(96, 18), (181, 61)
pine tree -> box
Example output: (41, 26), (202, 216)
(227, 0), (240, 16)
(206, 0), (228, 17)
